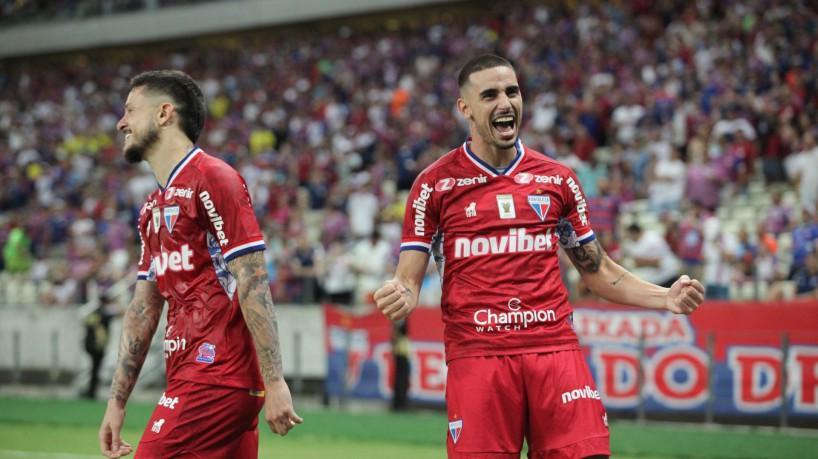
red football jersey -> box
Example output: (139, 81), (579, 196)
(401, 139), (595, 362)
(137, 148), (265, 390)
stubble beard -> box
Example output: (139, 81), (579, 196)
(123, 125), (159, 164)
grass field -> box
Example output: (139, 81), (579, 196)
(0, 396), (815, 458)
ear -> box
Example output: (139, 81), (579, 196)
(157, 102), (176, 127)
(457, 97), (471, 120)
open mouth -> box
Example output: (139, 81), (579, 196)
(492, 115), (516, 137)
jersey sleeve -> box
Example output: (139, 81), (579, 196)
(136, 221), (156, 282)
(556, 169), (596, 249)
(197, 164), (265, 263)
(400, 170), (439, 253)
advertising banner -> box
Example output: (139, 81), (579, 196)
(324, 301), (818, 422)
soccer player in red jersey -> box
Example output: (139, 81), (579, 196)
(98, 70), (302, 459)
(374, 55), (706, 459)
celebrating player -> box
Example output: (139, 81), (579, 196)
(374, 55), (705, 459)
(98, 70), (301, 459)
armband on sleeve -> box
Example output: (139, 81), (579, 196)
(556, 217), (580, 249)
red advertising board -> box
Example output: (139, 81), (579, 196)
(324, 300), (818, 421)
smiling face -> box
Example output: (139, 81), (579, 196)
(457, 65), (522, 155)
(116, 86), (161, 164)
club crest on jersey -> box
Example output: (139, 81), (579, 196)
(152, 207), (161, 234)
(448, 419), (463, 444)
(196, 343), (216, 364)
(528, 195), (551, 222)
(163, 206), (180, 234)
(496, 194), (516, 219)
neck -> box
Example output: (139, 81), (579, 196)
(145, 136), (195, 188)
(468, 138), (516, 169)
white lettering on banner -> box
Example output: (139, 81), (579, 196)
(154, 244), (195, 276)
(413, 183), (434, 236)
(566, 177), (588, 226)
(199, 191), (229, 246)
(453, 228), (553, 258)
(561, 385), (601, 404)
(573, 310), (694, 346)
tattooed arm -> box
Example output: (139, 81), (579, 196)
(227, 250), (302, 436)
(564, 240), (705, 314)
(99, 280), (164, 458)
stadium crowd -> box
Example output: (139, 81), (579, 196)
(1, 0), (818, 308)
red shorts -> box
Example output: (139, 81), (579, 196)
(135, 379), (265, 459)
(445, 351), (610, 459)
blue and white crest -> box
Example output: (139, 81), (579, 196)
(448, 419), (462, 444)
(196, 343), (216, 363)
(527, 195), (551, 222)
(163, 206), (180, 233)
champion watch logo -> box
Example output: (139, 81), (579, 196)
(527, 195), (551, 222)
(448, 419), (462, 444)
(164, 206), (180, 233)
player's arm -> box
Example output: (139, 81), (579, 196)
(564, 239), (705, 314)
(99, 280), (164, 458)
(375, 249), (430, 321)
(227, 250), (302, 436)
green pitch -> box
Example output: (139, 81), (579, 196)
(0, 396), (815, 458)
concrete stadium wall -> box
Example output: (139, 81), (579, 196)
(0, 303), (327, 384)
(0, 0), (461, 58)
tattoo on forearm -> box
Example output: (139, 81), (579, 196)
(110, 284), (163, 402)
(228, 251), (284, 383)
(610, 271), (629, 286)
(566, 239), (605, 274)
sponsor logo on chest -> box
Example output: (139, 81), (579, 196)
(154, 244), (195, 276)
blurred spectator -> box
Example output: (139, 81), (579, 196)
(647, 146), (686, 213)
(788, 205), (818, 277)
(759, 118), (796, 185)
(701, 220), (739, 300)
(82, 292), (115, 399)
(763, 189), (795, 237)
(349, 228), (392, 305)
(586, 176), (621, 240)
(733, 227), (758, 284)
(621, 223), (681, 288)
(786, 132), (818, 214)
(321, 239), (356, 306)
(347, 172), (379, 240)
(284, 234), (324, 304)
(676, 205), (708, 281)
(2, 220), (33, 275)
(792, 251), (818, 299)
(40, 260), (79, 305)
(610, 92), (645, 147)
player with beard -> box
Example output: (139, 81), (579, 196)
(98, 70), (301, 459)
(374, 55), (706, 459)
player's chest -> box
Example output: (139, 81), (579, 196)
(436, 175), (566, 233)
(139, 185), (205, 250)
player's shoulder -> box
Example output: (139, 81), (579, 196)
(522, 144), (574, 174)
(186, 149), (242, 183)
(416, 145), (465, 180)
